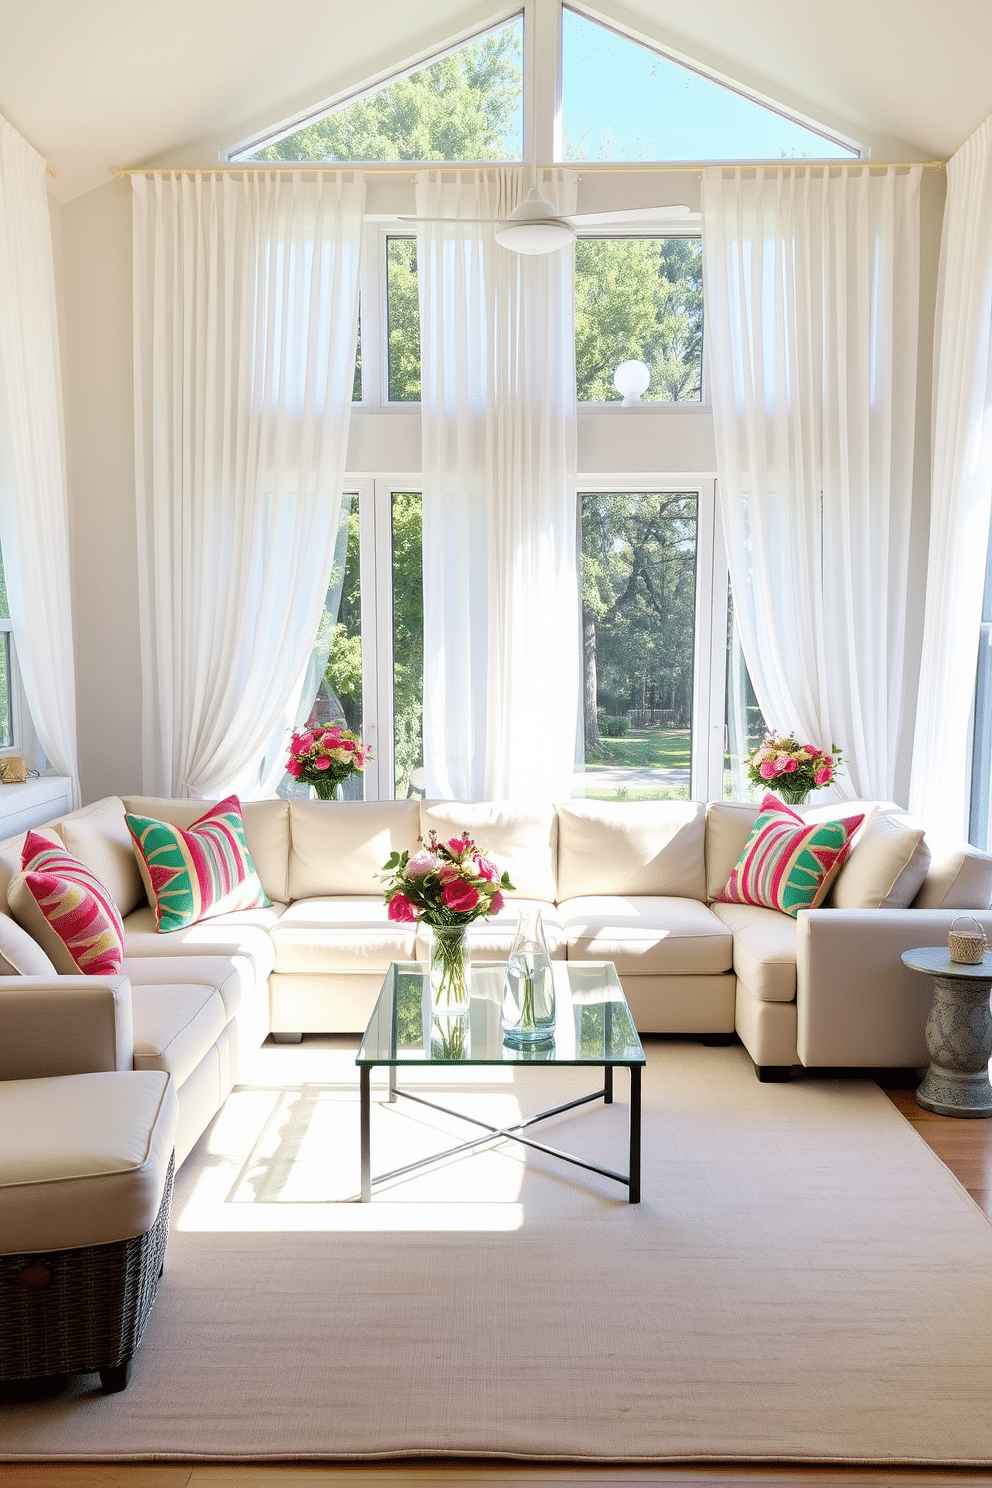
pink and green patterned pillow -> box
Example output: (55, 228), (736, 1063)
(7, 831), (126, 975)
(716, 793), (864, 918)
(125, 795), (270, 933)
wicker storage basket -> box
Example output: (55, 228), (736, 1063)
(0, 1154), (173, 1393)
(949, 917), (987, 965)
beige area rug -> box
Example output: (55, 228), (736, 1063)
(4, 1037), (992, 1465)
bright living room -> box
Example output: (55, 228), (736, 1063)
(4, 0), (992, 1481)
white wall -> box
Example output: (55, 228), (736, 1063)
(62, 177), (143, 803)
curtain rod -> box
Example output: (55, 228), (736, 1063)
(113, 158), (943, 179)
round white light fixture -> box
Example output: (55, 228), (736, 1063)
(613, 359), (651, 406)
(494, 186), (577, 255)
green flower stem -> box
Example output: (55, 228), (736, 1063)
(429, 925), (470, 1008)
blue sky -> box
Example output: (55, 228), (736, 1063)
(561, 8), (858, 162)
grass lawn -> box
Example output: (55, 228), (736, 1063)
(584, 726), (691, 771)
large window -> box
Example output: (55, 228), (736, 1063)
(578, 491), (698, 801)
(283, 483), (424, 801)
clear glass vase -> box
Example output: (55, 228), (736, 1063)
(428, 923), (471, 1014)
(502, 908), (555, 1047)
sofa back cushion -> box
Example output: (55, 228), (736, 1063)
(57, 796), (146, 917)
(556, 800), (706, 902)
(419, 800), (558, 902)
(122, 797), (290, 905)
(705, 802), (761, 902)
(289, 799), (422, 900)
(830, 808), (931, 910)
(913, 840), (992, 910)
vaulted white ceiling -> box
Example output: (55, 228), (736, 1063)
(2, 0), (989, 203)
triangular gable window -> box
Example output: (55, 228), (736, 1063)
(233, 17), (523, 164)
(561, 7), (859, 162)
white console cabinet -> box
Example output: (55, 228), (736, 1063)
(0, 775), (72, 837)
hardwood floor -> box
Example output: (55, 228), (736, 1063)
(4, 1078), (992, 1488)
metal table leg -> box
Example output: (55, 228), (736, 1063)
(360, 1064), (372, 1202)
(628, 1062), (641, 1204)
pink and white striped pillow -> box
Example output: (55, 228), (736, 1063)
(7, 830), (126, 975)
(716, 793), (864, 918)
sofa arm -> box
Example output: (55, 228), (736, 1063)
(0, 976), (134, 1081)
(796, 909), (992, 1068)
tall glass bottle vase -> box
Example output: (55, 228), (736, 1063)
(502, 908), (555, 1047)
(427, 923), (472, 1014)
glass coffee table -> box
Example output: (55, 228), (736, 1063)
(356, 960), (645, 1203)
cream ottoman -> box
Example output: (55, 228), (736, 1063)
(0, 1069), (178, 1394)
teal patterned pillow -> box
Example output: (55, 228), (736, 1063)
(125, 795), (270, 933)
(717, 793), (864, 918)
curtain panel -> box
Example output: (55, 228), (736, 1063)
(418, 167), (580, 801)
(702, 165), (921, 802)
(0, 115), (80, 803)
(909, 118), (992, 834)
(132, 170), (364, 799)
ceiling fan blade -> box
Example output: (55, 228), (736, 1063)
(564, 205), (693, 227)
(396, 215), (504, 225)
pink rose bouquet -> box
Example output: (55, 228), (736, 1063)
(380, 830), (514, 928)
(286, 725), (371, 800)
(743, 732), (844, 804)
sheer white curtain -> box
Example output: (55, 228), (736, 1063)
(132, 170), (364, 799)
(909, 119), (992, 834)
(702, 165), (921, 801)
(0, 115), (80, 802)
(418, 167), (579, 801)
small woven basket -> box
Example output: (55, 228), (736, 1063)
(948, 916), (987, 965)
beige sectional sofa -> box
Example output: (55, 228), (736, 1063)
(3, 790), (992, 1168)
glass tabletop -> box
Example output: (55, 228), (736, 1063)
(356, 960), (646, 1067)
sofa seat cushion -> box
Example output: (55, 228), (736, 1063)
(123, 954), (248, 1022)
(709, 901), (798, 1002)
(130, 981), (228, 1089)
(413, 900), (566, 962)
(271, 898), (417, 974)
(121, 905), (281, 982)
(0, 1069), (178, 1254)
(558, 896), (733, 976)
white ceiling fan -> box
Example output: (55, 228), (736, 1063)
(401, 183), (695, 254)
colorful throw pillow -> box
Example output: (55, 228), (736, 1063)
(125, 795), (271, 933)
(7, 832), (126, 975)
(716, 793), (864, 918)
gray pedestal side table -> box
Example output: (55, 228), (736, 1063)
(901, 948), (992, 1118)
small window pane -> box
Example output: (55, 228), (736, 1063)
(0, 545), (9, 620)
(578, 492), (696, 801)
(723, 585), (766, 800)
(0, 633), (13, 750)
(392, 492), (424, 797)
(353, 302), (362, 402)
(387, 239), (421, 402)
(237, 17), (523, 164)
(575, 238), (703, 402)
